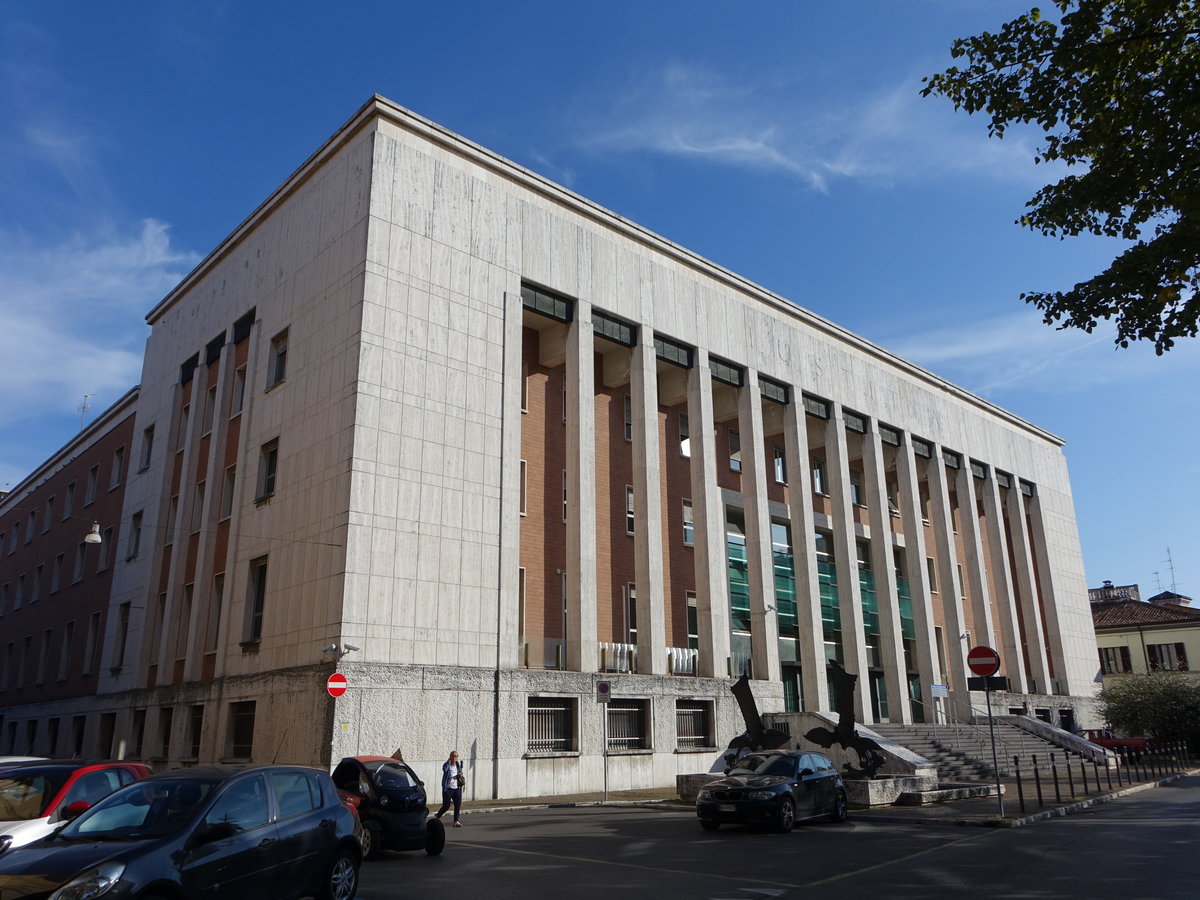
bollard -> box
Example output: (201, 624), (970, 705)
(1051, 754), (1062, 803)
(1065, 751), (1076, 798)
(1014, 756), (1026, 814)
(1080, 756), (1089, 794)
(1102, 754), (1112, 790)
(1032, 754), (1045, 808)
(1115, 749), (1124, 787)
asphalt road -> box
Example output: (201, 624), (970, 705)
(357, 776), (1200, 899)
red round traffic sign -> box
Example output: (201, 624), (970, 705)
(327, 673), (348, 697)
(967, 646), (1001, 677)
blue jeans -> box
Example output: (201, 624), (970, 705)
(436, 787), (462, 822)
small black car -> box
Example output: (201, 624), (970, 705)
(0, 764), (361, 900)
(696, 750), (849, 832)
(332, 756), (445, 860)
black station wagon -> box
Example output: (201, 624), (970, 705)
(696, 749), (849, 832)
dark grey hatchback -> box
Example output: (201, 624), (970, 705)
(696, 750), (848, 832)
(0, 764), (361, 900)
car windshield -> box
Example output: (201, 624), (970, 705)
(59, 779), (216, 841)
(0, 769), (72, 821)
(728, 754), (792, 777)
(372, 764), (415, 790)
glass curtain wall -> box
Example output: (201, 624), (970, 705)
(772, 522), (802, 711)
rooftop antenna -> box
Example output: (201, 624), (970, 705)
(1163, 548), (1178, 593)
(78, 393), (96, 431)
(1152, 570), (1163, 593)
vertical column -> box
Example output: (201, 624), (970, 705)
(823, 406), (871, 720)
(496, 288), (525, 669)
(631, 333), (666, 675)
(894, 444), (941, 723)
(688, 350), (730, 678)
(1026, 491), (1069, 694)
(955, 466), (996, 650)
(739, 371), (780, 681)
(861, 426), (908, 723)
(1005, 485), (1051, 693)
(565, 301), (598, 672)
(980, 474), (1026, 693)
(926, 455), (970, 707)
(781, 399), (828, 711)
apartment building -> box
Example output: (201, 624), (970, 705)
(0, 96), (1100, 797)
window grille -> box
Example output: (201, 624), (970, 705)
(942, 449), (961, 469)
(592, 310), (637, 346)
(802, 393), (829, 419)
(1020, 480), (1035, 497)
(676, 700), (713, 749)
(606, 699), (649, 750)
(970, 460), (987, 480)
(995, 470), (1012, 489)
(912, 438), (933, 458)
(759, 377), (788, 404)
(843, 410), (867, 433)
(654, 335), (692, 368)
(878, 424), (901, 446)
(709, 357), (743, 387)
(527, 698), (574, 752)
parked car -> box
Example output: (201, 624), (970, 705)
(1081, 728), (1153, 753)
(0, 764), (360, 900)
(696, 750), (849, 832)
(0, 760), (150, 854)
(0, 758), (47, 775)
(332, 755), (445, 859)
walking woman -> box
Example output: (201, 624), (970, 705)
(434, 750), (466, 827)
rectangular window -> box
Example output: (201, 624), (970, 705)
(205, 574), (225, 652)
(926, 557), (938, 593)
(728, 429), (741, 472)
(83, 612), (101, 674)
(231, 366), (247, 417)
(71, 716), (85, 756)
(43, 497), (54, 531)
(228, 701), (256, 758)
(15, 574), (25, 609)
(97, 527), (114, 572)
(246, 556), (268, 642)
(561, 470), (567, 523)
(188, 705), (205, 758)
(526, 697), (575, 752)
(127, 512), (143, 559)
(682, 499), (694, 546)
(0, 582), (8, 617)
(177, 404), (190, 450)
(191, 481), (206, 533)
(17, 636), (31, 689)
(1099, 646), (1132, 675)
(73, 542), (87, 583)
(773, 446), (786, 484)
(129, 710), (146, 758)
(623, 394), (633, 442)
(64, 482), (76, 517)
(686, 591), (699, 650)
(1148, 643), (1189, 672)
(165, 495), (179, 545)
(850, 472), (863, 506)
(519, 460), (528, 516)
(158, 706), (174, 759)
(36, 629), (51, 684)
(220, 466), (237, 519)
(85, 466), (99, 505)
(626, 583), (638, 644)
(25, 511), (36, 543)
(112, 602), (131, 669)
(257, 440), (279, 500)
(50, 554), (64, 593)
(110, 446), (125, 489)
(33, 565), (43, 602)
(176, 584), (194, 659)
(267, 328), (289, 388)
(202, 385), (217, 434)
(607, 699), (650, 750)
(812, 458), (826, 495)
(57, 622), (74, 681)
(676, 699), (714, 749)
(520, 363), (529, 413)
(139, 426), (155, 471)
(679, 412), (690, 457)
(625, 485), (635, 535)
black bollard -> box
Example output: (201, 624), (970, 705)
(1032, 754), (1045, 808)
(1051, 754), (1062, 803)
(1014, 756), (1026, 814)
(1080, 756), (1089, 794)
(1065, 751), (1076, 798)
(1102, 754), (1111, 791)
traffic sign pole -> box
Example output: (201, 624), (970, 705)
(985, 678), (1004, 818)
(967, 645), (1005, 818)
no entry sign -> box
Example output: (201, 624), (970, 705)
(327, 673), (348, 697)
(967, 646), (1001, 678)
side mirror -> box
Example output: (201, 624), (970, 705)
(799, 768), (814, 778)
(416, 780), (424, 787)
(61, 801), (92, 821)
(723, 767), (731, 775)
(195, 822), (239, 845)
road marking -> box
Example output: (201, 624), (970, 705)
(798, 833), (984, 888)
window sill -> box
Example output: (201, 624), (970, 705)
(522, 750), (580, 759)
(254, 493), (274, 506)
(125, 553), (138, 563)
(605, 747), (654, 757)
(674, 746), (719, 754)
(265, 378), (286, 394)
(220, 756), (251, 765)
(239, 640), (261, 653)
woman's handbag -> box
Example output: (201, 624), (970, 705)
(456, 771), (466, 788)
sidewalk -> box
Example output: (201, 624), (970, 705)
(456, 770), (1199, 828)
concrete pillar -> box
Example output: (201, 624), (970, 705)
(631, 333), (667, 675)
(1026, 491), (1069, 694)
(1005, 484), (1052, 694)
(565, 301), (598, 672)
(926, 452), (970, 711)
(980, 473), (1026, 692)
(496, 287), (525, 669)
(688, 350), (730, 678)
(739, 371), (780, 681)
(955, 465), (997, 651)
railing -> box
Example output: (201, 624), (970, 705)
(607, 702), (647, 750)
(667, 647), (697, 675)
(600, 642), (636, 673)
(527, 703), (571, 752)
(676, 702), (711, 748)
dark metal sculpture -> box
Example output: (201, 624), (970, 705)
(804, 661), (887, 779)
(715, 674), (791, 771)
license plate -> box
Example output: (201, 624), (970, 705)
(718, 804), (736, 812)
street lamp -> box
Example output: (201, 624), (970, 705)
(84, 521), (102, 544)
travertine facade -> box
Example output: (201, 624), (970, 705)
(0, 97), (1099, 797)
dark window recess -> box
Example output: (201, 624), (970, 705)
(943, 450), (961, 469)
(843, 410), (867, 434)
(205, 333), (226, 365)
(180, 354), (199, 385)
(709, 357), (743, 387)
(802, 393), (830, 419)
(912, 438), (933, 459)
(654, 335), (693, 368)
(521, 284), (573, 323)
(1020, 480), (1036, 497)
(233, 309), (256, 343)
(879, 424), (901, 447)
(592, 310), (637, 346)
(971, 460), (988, 480)
(759, 377), (788, 404)
(995, 470), (1012, 489)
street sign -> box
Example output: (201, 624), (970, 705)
(596, 680), (612, 703)
(930, 683), (950, 699)
(327, 673), (348, 697)
(967, 645), (1001, 677)
(967, 675), (1008, 691)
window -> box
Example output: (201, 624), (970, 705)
(228, 701), (257, 758)
(623, 394), (633, 442)
(8, 528), (17, 554)
(0, 582), (7, 616)
(267, 328), (289, 388)
(202, 385), (217, 434)
(127, 512), (143, 559)
(158, 706), (174, 759)
(17, 636), (30, 689)
(246, 556), (268, 642)
(676, 700), (714, 749)
(191, 481), (206, 533)
(112, 603), (131, 669)
(626, 584), (638, 644)
(139, 426), (155, 471)
(1148, 643), (1188, 671)
(625, 485), (635, 534)
(70, 716), (85, 757)
(32, 565), (43, 601)
(220, 467), (237, 519)
(1099, 646), (1132, 675)
(73, 542), (87, 583)
(926, 557), (938, 593)
(812, 458), (827, 495)
(110, 446), (125, 489)
(58, 622), (74, 680)
(43, 497), (54, 531)
(83, 612), (101, 674)
(188, 705), (205, 758)
(177, 404), (190, 450)
(519, 460), (528, 516)
(15, 574), (25, 609)
(50, 554), (64, 593)
(773, 445), (787, 484)
(97, 527), (114, 572)
(527, 697), (575, 752)
(686, 591), (698, 650)
(520, 363), (529, 413)
(206, 574), (224, 652)
(25, 511), (35, 543)
(129, 710), (145, 758)
(607, 699), (650, 750)
(850, 472), (864, 506)
(561, 470), (567, 522)
(0, 642), (12, 691)
(64, 482), (76, 517)
(257, 440), (278, 500)
(679, 412), (690, 457)
(728, 429), (741, 472)
(682, 499), (694, 546)
(231, 366), (247, 417)
(85, 466), (99, 505)
(36, 629), (51, 684)
(176, 584), (194, 659)
(165, 495), (179, 545)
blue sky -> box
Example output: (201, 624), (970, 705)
(1, 1), (1196, 599)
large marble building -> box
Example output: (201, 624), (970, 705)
(0, 96), (1099, 797)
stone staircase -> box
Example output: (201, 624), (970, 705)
(871, 721), (1086, 781)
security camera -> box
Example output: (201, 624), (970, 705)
(343, 643), (360, 653)
(321, 643), (339, 654)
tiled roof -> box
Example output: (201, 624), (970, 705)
(1092, 600), (1200, 629)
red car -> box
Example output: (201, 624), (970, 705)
(1082, 729), (1153, 753)
(0, 760), (150, 854)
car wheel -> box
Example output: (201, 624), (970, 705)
(319, 850), (359, 900)
(829, 789), (848, 823)
(425, 816), (446, 855)
(700, 820), (720, 831)
(777, 796), (795, 833)
(361, 820), (382, 860)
